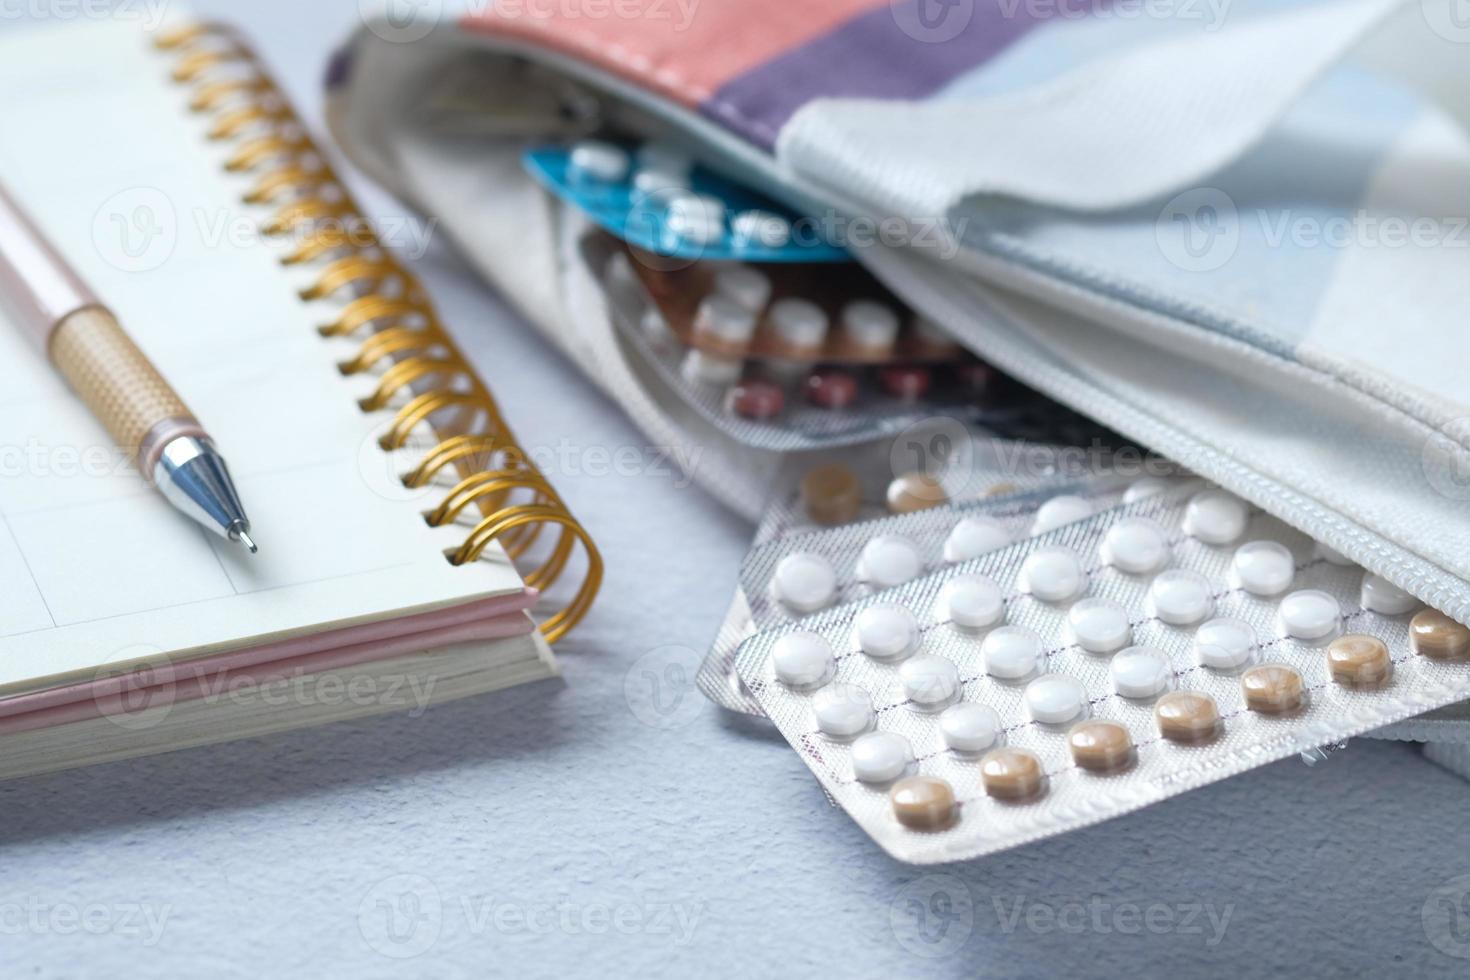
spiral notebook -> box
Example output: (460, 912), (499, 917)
(0, 16), (600, 778)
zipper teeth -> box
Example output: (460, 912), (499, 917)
(861, 247), (1470, 626)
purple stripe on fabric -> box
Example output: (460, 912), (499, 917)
(704, 0), (1056, 149)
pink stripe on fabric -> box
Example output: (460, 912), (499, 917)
(0, 588), (538, 721)
(460, 0), (887, 110)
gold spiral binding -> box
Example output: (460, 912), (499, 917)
(154, 23), (602, 644)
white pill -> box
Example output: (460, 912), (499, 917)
(1148, 569), (1215, 626)
(633, 166), (689, 195)
(636, 142), (692, 176)
(842, 300), (901, 351)
(1194, 617), (1258, 670)
(1314, 542), (1356, 567)
(639, 308), (672, 342)
(1031, 494), (1093, 535)
(943, 516), (1012, 563)
(712, 265), (772, 312)
(1123, 477), (1171, 503)
(858, 535), (924, 589)
(1111, 646), (1174, 699)
(1018, 545), (1087, 604)
(771, 553), (838, 613)
(1024, 673), (1089, 725)
(851, 731), (913, 783)
(1183, 489), (1249, 545)
(1360, 573), (1419, 616)
(569, 140), (629, 182)
(940, 574), (1006, 630)
(939, 703), (1004, 754)
(855, 603), (920, 661)
(771, 631), (836, 688)
(679, 349), (742, 386)
(769, 298), (829, 351)
(900, 655), (961, 709)
(812, 683), (873, 739)
(981, 626), (1044, 680)
(693, 294), (758, 343)
(732, 209), (792, 248)
(1231, 540), (1296, 596)
(1279, 589), (1342, 641)
(667, 193), (725, 245)
(1067, 598), (1132, 654)
(1101, 517), (1172, 575)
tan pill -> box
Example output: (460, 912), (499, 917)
(801, 463), (863, 526)
(1241, 665), (1305, 715)
(1326, 634), (1392, 689)
(889, 775), (957, 831)
(1154, 691), (1222, 744)
(1066, 720), (1135, 773)
(886, 472), (948, 514)
(1410, 609), (1470, 662)
(980, 747), (1047, 801)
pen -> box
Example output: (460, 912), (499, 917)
(0, 183), (257, 553)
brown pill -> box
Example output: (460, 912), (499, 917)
(890, 775), (957, 831)
(1241, 665), (1305, 715)
(1326, 634), (1392, 688)
(801, 464), (863, 526)
(986, 482), (1021, 498)
(886, 472), (948, 515)
(980, 747), (1047, 801)
(1410, 609), (1470, 662)
(1067, 720), (1136, 773)
(1154, 691), (1222, 744)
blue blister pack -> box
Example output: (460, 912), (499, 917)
(523, 141), (851, 264)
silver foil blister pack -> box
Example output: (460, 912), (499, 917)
(731, 482), (1470, 863)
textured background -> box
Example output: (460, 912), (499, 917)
(4, 2), (1470, 976)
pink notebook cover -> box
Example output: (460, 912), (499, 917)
(0, 589), (539, 736)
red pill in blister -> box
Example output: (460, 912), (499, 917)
(880, 365), (932, 402)
(728, 379), (785, 420)
(805, 368), (860, 410)
(955, 361), (995, 394)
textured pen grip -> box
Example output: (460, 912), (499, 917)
(49, 307), (196, 461)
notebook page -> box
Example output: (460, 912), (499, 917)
(0, 16), (523, 698)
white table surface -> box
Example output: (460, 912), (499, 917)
(4, 3), (1470, 976)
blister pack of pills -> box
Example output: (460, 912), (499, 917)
(696, 458), (1178, 715)
(731, 481), (1470, 863)
(524, 141), (850, 263)
(593, 236), (1111, 452)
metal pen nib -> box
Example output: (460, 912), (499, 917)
(152, 436), (256, 552)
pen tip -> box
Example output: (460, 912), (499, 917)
(237, 529), (258, 554)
